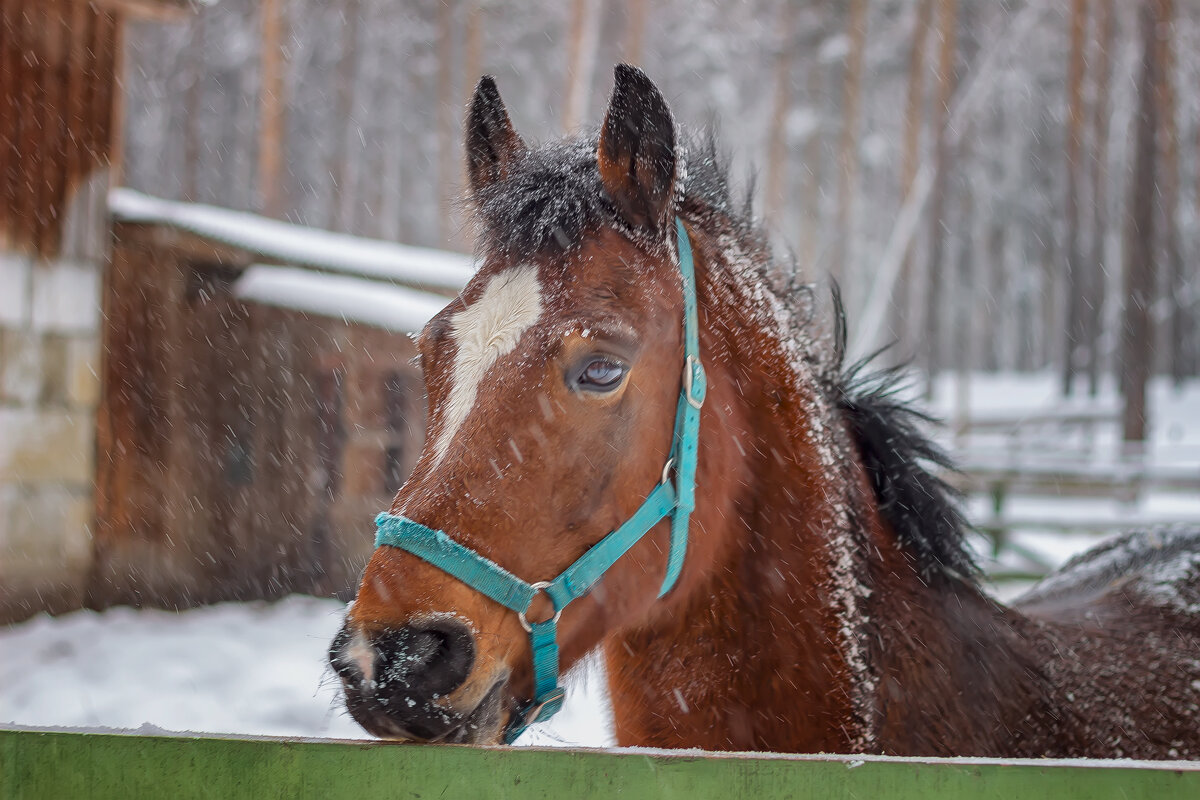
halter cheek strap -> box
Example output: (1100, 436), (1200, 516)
(373, 217), (705, 743)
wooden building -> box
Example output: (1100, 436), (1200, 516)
(0, 0), (188, 622)
(0, 0), (472, 623)
(88, 192), (471, 610)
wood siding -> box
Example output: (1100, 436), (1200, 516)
(90, 223), (425, 609)
(0, 0), (118, 258)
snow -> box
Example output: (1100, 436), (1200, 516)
(925, 373), (1200, 548)
(234, 265), (450, 334)
(108, 188), (475, 291)
(0, 596), (612, 747)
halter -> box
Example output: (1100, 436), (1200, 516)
(373, 217), (705, 743)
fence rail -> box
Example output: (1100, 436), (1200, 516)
(3, 728), (1199, 800)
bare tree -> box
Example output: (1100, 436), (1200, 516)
(1121, 0), (1163, 448)
(1155, 0), (1184, 386)
(922, 0), (958, 383)
(1062, 0), (1087, 395)
(797, 0), (827, 275)
(621, 0), (649, 66)
(830, 0), (868, 291)
(896, 0), (932, 350)
(330, 0), (363, 233)
(181, 14), (204, 202)
(257, 0), (288, 218)
(1084, 0), (1114, 396)
(763, 0), (797, 225)
(436, 0), (455, 247)
(562, 0), (602, 133)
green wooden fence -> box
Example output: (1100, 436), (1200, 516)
(3, 728), (1199, 800)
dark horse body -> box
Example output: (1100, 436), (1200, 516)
(330, 65), (1200, 758)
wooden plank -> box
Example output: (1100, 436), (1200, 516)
(35, 0), (68, 256)
(2, 729), (1198, 800)
(960, 407), (1119, 433)
(976, 516), (1200, 534)
(0, 0), (18, 247)
(947, 463), (1200, 495)
(14, 0), (45, 250)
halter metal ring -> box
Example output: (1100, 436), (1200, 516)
(684, 354), (706, 410)
(518, 581), (563, 633)
(661, 457), (676, 486)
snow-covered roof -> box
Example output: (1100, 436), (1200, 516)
(234, 265), (449, 334)
(109, 188), (474, 291)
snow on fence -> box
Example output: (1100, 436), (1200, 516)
(3, 728), (1198, 800)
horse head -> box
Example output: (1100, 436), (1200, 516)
(329, 65), (716, 744)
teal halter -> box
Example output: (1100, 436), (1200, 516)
(373, 217), (705, 743)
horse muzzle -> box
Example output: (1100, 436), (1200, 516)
(328, 617), (510, 743)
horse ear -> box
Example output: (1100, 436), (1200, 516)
(597, 64), (677, 236)
(465, 75), (526, 193)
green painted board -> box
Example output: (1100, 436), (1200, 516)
(3, 728), (1199, 800)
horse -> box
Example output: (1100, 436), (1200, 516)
(329, 64), (1200, 758)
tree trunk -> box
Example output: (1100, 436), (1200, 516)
(922, 0), (958, 385)
(181, 13), (205, 202)
(257, 0), (287, 218)
(1154, 0), (1183, 386)
(461, 1), (483, 195)
(1120, 0), (1161, 448)
(797, 0), (826, 275)
(830, 0), (868, 293)
(1061, 0), (1087, 396)
(562, 0), (602, 133)
(895, 0), (932, 352)
(763, 1), (797, 225)
(330, 0), (362, 233)
(621, 0), (649, 66)
(436, 0), (455, 247)
(1084, 0), (1114, 396)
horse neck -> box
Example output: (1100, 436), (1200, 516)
(604, 231), (885, 752)
(604, 228), (1045, 755)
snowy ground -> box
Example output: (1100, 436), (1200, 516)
(0, 598), (361, 740)
(0, 595), (613, 747)
(3, 373), (1197, 746)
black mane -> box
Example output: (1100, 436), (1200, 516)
(468, 129), (978, 583)
(835, 353), (979, 582)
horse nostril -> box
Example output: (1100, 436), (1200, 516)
(329, 624), (374, 683)
(374, 618), (476, 698)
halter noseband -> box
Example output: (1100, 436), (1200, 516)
(373, 217), (705, 743)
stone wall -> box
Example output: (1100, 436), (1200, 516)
(0, 249), (103, 621)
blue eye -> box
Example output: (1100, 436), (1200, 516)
(576, 358), (626, 391)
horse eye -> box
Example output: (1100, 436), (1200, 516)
(576, 358), (626, 391)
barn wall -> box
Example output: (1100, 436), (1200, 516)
(86, 223), (425, 612)
(0, 0), (120, 621)
(0, 1), (215, 623)
(0, 0), (119, 259)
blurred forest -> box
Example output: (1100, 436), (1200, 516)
(119, 0), (1200, 400)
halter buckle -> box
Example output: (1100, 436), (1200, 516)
(684, 354), (706, 410)
(517, 581), (563, 633)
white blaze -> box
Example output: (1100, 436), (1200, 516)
(431, 266), (543, 467)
